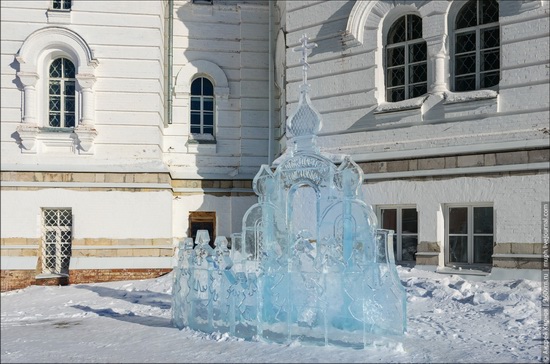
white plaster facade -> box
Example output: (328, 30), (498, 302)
(1, 0), (549, 289)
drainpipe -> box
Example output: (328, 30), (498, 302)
(166, 0), (174, 125)
(268, 0), (274, 165)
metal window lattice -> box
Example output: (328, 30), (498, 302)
(42, 209), (72, 275)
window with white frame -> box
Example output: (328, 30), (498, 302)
(48, 57), (76, 128)
(379, 206), (418, 262)
(453, 0), (500, 92)
(446, 205), (494, 266)
(385, 14), (427, 103)
(52, 0), (71, 10)
(190, 77), (215, 137)
(42, 209), (72, 275)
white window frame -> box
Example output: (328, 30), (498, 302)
(51, 0), (72, 11)
(385, 14), (428, 103)
(190, 77), (215, 138)
(377, 205), (418, 263)
(41, 208), (72, 276)
(47, 57), (77, 128)
(444, 203), (494, 268)
(452, 0), (500, 92)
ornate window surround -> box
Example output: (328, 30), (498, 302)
(15, 26), (98, 154)
(173, 60), (229, 154)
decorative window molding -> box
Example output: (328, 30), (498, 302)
(174, 60), (229, 153)
(14, 27), (98, 154)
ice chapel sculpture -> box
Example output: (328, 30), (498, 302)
(172, 35), (407, 348)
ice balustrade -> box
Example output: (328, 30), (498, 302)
(172, 34), (407, 348)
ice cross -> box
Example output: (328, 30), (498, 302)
(293, 34), (317, 85)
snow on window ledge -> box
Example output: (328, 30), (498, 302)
(186, 134), (216, 154)
(46, 9), (72, 24)
(443, 90), (498, 104)
(374, 95), (429, 114)
(188, 133), (216, 144)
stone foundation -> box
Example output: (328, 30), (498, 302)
(1, 268), (172, 292)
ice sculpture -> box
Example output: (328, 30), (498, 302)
(172, 34), (406, 348)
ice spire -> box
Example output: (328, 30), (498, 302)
(286, 34), (322, 150)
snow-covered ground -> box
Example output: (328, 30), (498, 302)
(1, 267), (546, 363)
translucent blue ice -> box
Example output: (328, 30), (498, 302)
(172, 35), (406, 348)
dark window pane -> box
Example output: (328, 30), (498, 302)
(409, 42), (427, 63)
(191, 78), (202, 95)
(409, 63), (427, 84)
(50, 97), (61, 112)
(388, 88), (405, 102)
(456, 0), (477, 29)
(455, 75), (476, 92)
(482, 27), (500, 49)
(474, 236), (493, 264)
(401, 209), (418, 234)
(456, 32), (476, 54)
(481, 71), (499, 88)
(63, 59), (75, 78)
(49, 114), (60, 127)
(190, 125), (201, 134)
(65, 98), (75, 113)
(63, 0), (72, 10)
(65, 114), (75, 128)
(46, 230), (56, 241)
(388, 16), (406, 44)
(50, 59), (62, 78)
(388, 67), (405, 87)
(50, 81), (61, 95)
(190, 112), (200, 125)
(203, 113), (214, 126)
(449, 236), (468, 263)
(409, 83), (427, 98)
(381, 209), (397, 231)
(455, 53), (476, 75)
(64, 81), (75, 95)
(61, 231), (71, 243)
(387, 46), (405, 67)
(449, 207), (468, 234)
(408, 15), (423, 40)
(190, 97), (201, 110)
(481, 49), (499, 72)
(401, 235), (418, 261)
(52, 0), (61, 9)
(202, 78), (214, 95)
(46, 242), (57, 256)
(481, 0), (499, 25)
(203, 126), (214, 135)
(203, 99), (214, 111)
(474, 207), (493, 234)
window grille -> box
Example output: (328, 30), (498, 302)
(52, 0), (71, 10)
(385, 14), (427, 102)
(447, 205), (494, 265)
(49, 58), (76, 128)
(454, 0), (500, 91)
(190, 77), (215, 136)
(42, 209), (72, 275)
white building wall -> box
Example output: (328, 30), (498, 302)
(164, 1), (272, 179)
(1, 0), (167, 168)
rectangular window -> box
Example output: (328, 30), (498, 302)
(52, 0), (71, 10)
(378, 206), (418, 262)
(42, 209), (72, 275)
(446, 205), (494, 266)
(192, 0), (213, 4)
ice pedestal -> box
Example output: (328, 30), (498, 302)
(172, 34), (406, 348)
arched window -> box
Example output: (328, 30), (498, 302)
(453, 0), (500, 92)
(48, 57), (76, 128)
(190, 77), (214, 136)
(385, 14), (427, 102)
